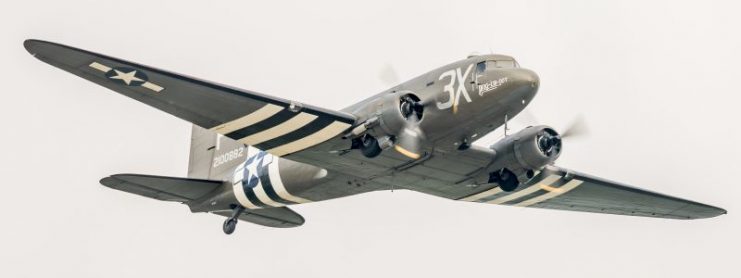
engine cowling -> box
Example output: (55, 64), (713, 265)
(487, 125), (562, 187)
(352, 91), (425, 158)
(372, 91), (423, 137)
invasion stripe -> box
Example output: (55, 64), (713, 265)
(458, 171), (547, 202)
(233, 181), (260, 209)
(499, 178), (570, 205)
(255, 117), (335, 150)
(487, 175), (561, 205)
(252, 182), (284, 207)
(268, 121), (352, 156)
(245, 152), (283, 207)
(225, 109), (297, 140)
(244, 187), (269, 208)
(514, 179), (584, 207)
(211, 104), (283, 134)
(251, 160), (291, 207)
(268, 158), (312, 203)
(459, 187), (504, 202)
(239, 113), (318, 145)
(259, 164), (297, 205)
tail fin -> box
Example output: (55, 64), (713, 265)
(188, 125), (246, 180)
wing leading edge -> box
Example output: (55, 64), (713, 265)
(458, 166), (725, 219)
(24, 39), (354, 158)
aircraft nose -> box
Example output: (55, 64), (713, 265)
(508, 68), (539, 102)
(514, 68), (539, 91)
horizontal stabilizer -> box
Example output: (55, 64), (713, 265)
(100, 174), (222, 202)
(101, 174), (304, 228)
(213, 208), (304, 228)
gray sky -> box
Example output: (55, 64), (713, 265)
(2, 1), (739, 277)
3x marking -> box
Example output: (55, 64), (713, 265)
(436, 64), (474, 113)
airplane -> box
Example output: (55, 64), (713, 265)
(24, 39), (726, 234)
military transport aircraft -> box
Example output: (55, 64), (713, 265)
(25, 40), (725, 234)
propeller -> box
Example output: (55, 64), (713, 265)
(560, 115), (589, 139)
(394, 95), (428, 159)
(394, 113), (425, 159)
(537, 129), (562, 157)
(377, 65), (429, 159)
(513, 109), (590, 140)
(379, 63), (402, 88)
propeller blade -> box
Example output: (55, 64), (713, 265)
(394, 114), (425, 159)
(561, 115), (589, 139)
(379, 64), (401, 87)
(418, 96), (435, 107)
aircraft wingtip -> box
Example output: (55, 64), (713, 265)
(699, 206), (727, 219)
(23, 39), (42, 56)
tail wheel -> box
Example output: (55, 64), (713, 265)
(223, 218), (237, 235)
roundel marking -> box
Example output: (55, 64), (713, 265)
(105, 67), (149, 86)
(241, 153), (264, 189)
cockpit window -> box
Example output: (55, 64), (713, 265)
(480, 59), (520, 71)
(486, 60), (497, 69)
(496, 60), (516, 68)
(476, 62), (486, 74)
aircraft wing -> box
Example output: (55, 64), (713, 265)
(458, 165), (726, 219)
(100, 174), (304, 228)
(25, 39), (355, 158)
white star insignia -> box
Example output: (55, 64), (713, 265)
(109, 69), (144, 85)
(88, 62), (165, 93)
(244, 155), (263, 185)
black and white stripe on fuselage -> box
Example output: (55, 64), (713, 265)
(209, 104), (351, 157)
(459, 172), (584, 207)
(232, 147), (312, 209)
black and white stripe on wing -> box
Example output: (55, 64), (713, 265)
(458, 173), (584, 207)
(211, 104), (351, 157)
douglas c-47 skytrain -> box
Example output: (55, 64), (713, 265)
(25, 40), (726, 234)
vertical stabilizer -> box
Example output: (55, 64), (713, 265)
(188, 125), (247, 180)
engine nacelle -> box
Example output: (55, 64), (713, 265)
(488, 125), (562, 185)
(351, 91), (424, 158)
(371, 91), (422, 138)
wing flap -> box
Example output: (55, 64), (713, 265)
(25, 39), (354, 157)
(459, 166), (725, 219)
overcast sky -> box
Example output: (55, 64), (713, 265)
(2, 1), (740, 277)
